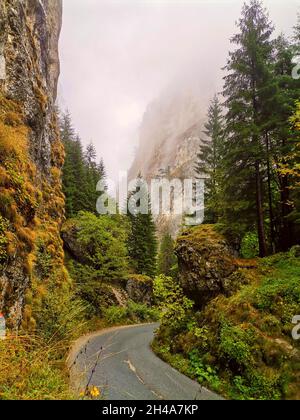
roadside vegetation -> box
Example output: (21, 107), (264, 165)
(153, 245), (300, 400)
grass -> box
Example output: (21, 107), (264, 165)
(0, 335), (75, 400)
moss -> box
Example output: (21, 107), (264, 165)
(0, 215), (9, 264)
(126, 274), (153, 283)
(0, 94), (69, 331)
(154, 252), (300, 400)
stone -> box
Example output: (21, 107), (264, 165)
(126, 275), (154, 306)
(175, 225), (240, 308)
(0, 55), (5, 80)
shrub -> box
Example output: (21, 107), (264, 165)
(104, 301), (159, 325)
(240, 232), (259, 259)
(153, 275), (193, 332)
(219, 322), (254, 368)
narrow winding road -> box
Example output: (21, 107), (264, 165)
(71, 323), (222, 400)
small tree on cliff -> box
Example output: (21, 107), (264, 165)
(158, 233), (177, 277)
(127, 176), (158, 278)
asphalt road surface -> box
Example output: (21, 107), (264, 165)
(73, 323), (222, 400)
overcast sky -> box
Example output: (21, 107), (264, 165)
(58, 0), (299, 181)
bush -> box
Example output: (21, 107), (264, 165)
(153, 275), (193, 332)
(189, 350), (221, 392)
(240, 232), (259, 258)
(219, 322), (254, 368)
(33, 283), (87, 344)
(104, 301), (159, 325)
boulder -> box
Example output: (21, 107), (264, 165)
(126, 275), (153, 306)
(175, 225), (242, 308)
(61, 220), (88, 264)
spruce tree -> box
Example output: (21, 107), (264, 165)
(222, 0), (274, 256)
(84, 143), (105, 214)
(60, 111), (77, 218)
(158, 233), (177, 277)
(195, 95), (224, 223)
(127, 176), (158, 277)
(269, 35), (300, 250)
(60, 112), (107, 218)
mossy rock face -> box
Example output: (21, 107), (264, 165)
(61, 220), (88, 264)
(175, 225), (244, 308)
(126, 275), (153, 306)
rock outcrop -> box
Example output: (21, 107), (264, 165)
(0, 1), (64, 329)
(126, 275), (153, 306)
(62, 219), (154, 308)
(175, 225), (249, 308)
(129, 85), (209, 238)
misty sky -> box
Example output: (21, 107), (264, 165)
(58, 0), (299, 181)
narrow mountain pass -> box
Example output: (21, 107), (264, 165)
(71, 323), (222, 400)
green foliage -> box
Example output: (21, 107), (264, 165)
(189, 350), (221, 392)
(240, 232), (259, 258)
(64, 212), (130, 316)
(154, 251), (300, 400)
(104, 301), (159, 325)
(33, 283), (87, 343)
(219, 322), (254, 367)
(34, 240), (53, 279)
(157, 233), (177, 276)
(127, 176), (158, 277)
(218, 0), (300, 255)
(231, 374), (282, 401)
(250, 255), (300, 330)
(195, 95), (224, 224)
(74, 211), (129, 281)
(60, 111), (106, 218)
(153, 275), (193, 332)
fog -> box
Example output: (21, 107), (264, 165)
(58, 0), (299, 181)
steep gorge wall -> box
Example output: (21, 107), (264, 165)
(0, 0), (65, 329)
(129, 86), (209, 237)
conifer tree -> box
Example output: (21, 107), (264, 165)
(221, 0), (274, 256)
(195, 95), (224, 223)
(127, 176), (158, 277)
(60, 112), (107, 218)
(158, 233), (177, 277)
(60, 111), (77, 218)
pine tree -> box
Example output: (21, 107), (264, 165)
(221, 0), (274, 256)
(195, 95), (224, 223)
(127, 176), (158, 277)
(84, 143), (106, 214)
(269, 35), (300, 250)
(158, 233), (177, 277)
(72, 135), (87, 214)
(60, 111), (77, 218)
(60, 112), (107, 218)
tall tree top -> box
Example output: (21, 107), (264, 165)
(85, 143), (97, 166)
(60, 110), (76, 142)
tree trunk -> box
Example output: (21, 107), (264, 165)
(255, 161), (268, 257)
(279, 173), (293, 251)
(265, 132), (276, 253)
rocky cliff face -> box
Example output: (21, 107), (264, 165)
(0, 0), (64, 329)
(129, 86), (208, 237)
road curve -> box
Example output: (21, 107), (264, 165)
(70, 323), (222, 400)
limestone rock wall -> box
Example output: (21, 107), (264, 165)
(0, 0), (64, 329)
